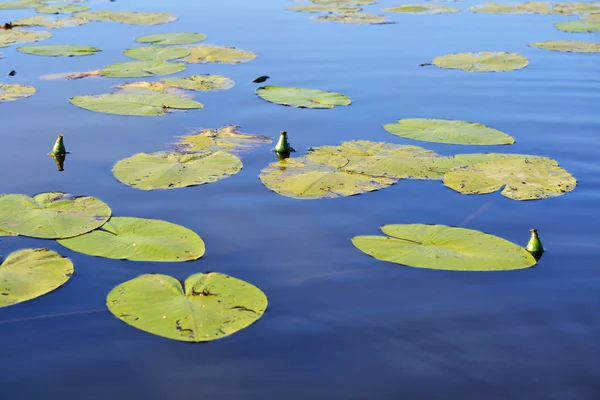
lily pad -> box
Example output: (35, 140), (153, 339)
(113, 81), (177, 93)
(0, 1), (40, 9)
(17, 44), (101, 56)
(553, 2), (600, 15)
(432, 52), (529, 72)
(0, 29), (51, 47)
(383, 118), (515, 145)
(443, 156), (577, 200)
(161, 74), (234, 91)
(106, 272), (267, 342)
(256, 85), (351, 109)
(312, 0), (376, 4)
(286, 4), (361, 12)
(58, 217), (205, 261)
(123, 46), (190, 61)
(112, 151), (242, 190)
(530, 40), (600, 53)
(173, 125), (272, 154)
(555, 19), (600, 32)
(351, 224), (537, 271)
(469, 2), (553, 14)
(0, 248), (73, 308)
(12, 16), (87, 28)
(70, 93), (204, 117)
(135, 32), (207, 45)
(0, 83), (35, 102)
(74, 11), (177, 25)
(184, 44), (256, 64)
(100, 60), (186, 78)
(313, 12), (392, 24)
(0, 192), (111, 239)
(36, 3), (89, 14)
(383, 4), (460, 13)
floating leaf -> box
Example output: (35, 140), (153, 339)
(313, 12), (392, 24)
(383, 4), (460, 13)
(0, 29), (51, 47)
(173, 125), (272, 154)
(161, 74), (234, 91)
(113, 81), (175, 93)
(135, 32), (207, 45)
(184, 44), (256, 64)
(286, 4), (361, 12)
(17, 44), (101, 56)
(0, 192), (111, 239)
(553, 2), (600, 15)
(100, 60), (186, 78)
(0, 83), (35, 102)
(0, 1), (40, 10)
(0, 248), (73, 308)
(106, 272), (267, 342)
(74, 11), (177, 25)
(36, 3), (89, 14)
(70, 93), (204, 116)
(555, 19), (600, 32)
(58, 217), (205, 261)
(112, 151), (242, 190)
(256, 85), (351, 109)
(312, 0), (376, 5)
(443, 156), (577, 200)
(12, 15), (87, 28)
(469, 2), (553, 14)
(432, 52), (528, 72)
(530, 40), (600, 53)
(123, 46), (190, 61)
(383, 118), (515, 145)
(352, 224), (537, 271)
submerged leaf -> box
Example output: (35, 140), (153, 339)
(173, 125), (272, 154)
(161, 74), (234, 91)
(123, 46), (190, 61)
(432, 52), (529, 72)
(0, 29), (51, 47)
(313, 12), (392, 24)
(36, 3), (89, 14)
(12, 15), (87, 29)
(17, 44), (101, 56)
(184, 44), (256, 64)
(383, 4), (460, 13)
(74, 11), (177, 25)
(135, 32), (207, 45)
(70, 93), (203, 116)
(530, 40), (600, 53)
(256, 85), (351, 109)
(0, 83), (35, 101)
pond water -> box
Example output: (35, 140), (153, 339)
(1, 0), (600, 398)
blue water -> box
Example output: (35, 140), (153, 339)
(1, 0), (599, 398)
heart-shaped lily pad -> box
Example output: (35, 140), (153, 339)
(74, 11), (177, 25)
(383, 4), (460, 13)
(36, 3), (89, 14)
(106, 272), (267, 342)
(0, 29), (51, 47)
(123, 46), (190, 61)
(256, 85), (351, 109)
(135, 32), (207, 45)
(530, 40), (600, 53)
(17, 44), (101, 57)
(70, 93), (204, 116)
(0, 83), (35, 102)
(100, 60), (186, 78)
(184, 44), (256, 64)
(432, 51), (529, 72)
(161, 74), (235, 91)
(173, 125), (272, 154)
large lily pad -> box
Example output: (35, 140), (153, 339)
(383, 4), (460, 13)
(100, 60), (186, 78)
(58, 217), (205, 262)
(161, 74), (234, 91)
(312, 0), (376, 5)
(313, 12), (392, 24)
(432, 52), (529, 72)
(112, 151), (242, 190)
(135, 32), (207, 45)
(555, 19), (600, 32)
(443, 156), (577, 200)
(0, 0), (40, 9)
(383, 118), (515, 145)
(0, 29), (51, 47)
(173, 125), (272, 154)
(12, 16), (87, 28)
(17, 44), (101, 56)
(553, 2), (600, 15)
(0, 248), (73, 308)
(184, 44), (256, 64)
(106, 272), (267, 342)
(469, 2), (553, 14)
(530, 40), (600, 53)
(256, 85), (351, 109)
(0, 83), (35, 102)
(286, 4), (361, 12)
(0, 192), (111, 239)
(123, 46), (190, 61)
(36, 3), (89, 14)
(352, 224), (537, 271)
(74, 11), (177, 25)
(70, 93), (204, 117)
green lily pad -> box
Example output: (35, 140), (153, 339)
(312, 0), (376, 5)
(36, 3), (89, 14)
(12, 15), (87, 28)
(112, 151), (243, 190)
(100, 60), (186, 78)
(0, 29), (51, 47)
(0, 1), (40, 9)
(17, 44), (101, 56)
(0, 248), (73, 308)
(184, 44), (256, 64)
(106, 272), (267, 342)
(352, 224), (537, 271)
(313, 12), (392, 24)
(135, 32), (207, 45)
(70, 93), (204, 117)
(58, 217), (205, 262)
(383, 4), (460, 13)
(286, 4), (361, 12)
(432, 52), (529, 72)
(530, 40), (600, 53)
(553, 2), (600, 15)
(123, 46), (190, 61)
(0, 192), (111, 239)
(0, 83), (35, 102)
(383, 118), (515, 145)
(555, 19), (600, 32)
(256, 85), (351, 109)
(443, 156), (577, 200)
(161, 74), (234, 91)
(173, 125), (272, 154)
(74, 11), (177, 25)
(469, 2), (553, 14)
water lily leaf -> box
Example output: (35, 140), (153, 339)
(530, 40), (600, 53)
(173, 125), (272, 154)
(106, 272), (267, 342)
(256, 85), (351, 109)
(0, 1), (40, 9)
(469, 2), (553, 14)
(184, 44), (256, 64)
(443, 156), (577, 200)
(58, 217), (205, 262)
(113, 81), (176, 93)
(70, 93), (204, 117)
(36, 3), (89, 14)
(17, 44), (101, 56)
(135, 32), (207, 45)
(74, 11), (177, 25)
(12, 15), (87, 28)
(112, 151), (242, 190)
(100, 60), (186, 78)
(0, 248), (73, 308)
(313, 12), (392, 24)
(161, 74), (234, 91)
(553, 2), (600, 15)
(0, 29), (51, 47)
(352, 224), (537, 271)
(0, 192), (111, 239)
(383, 4), (460, 13)
(383, 118), (515, 145)
(123, 46), (190, 61)
(312, 0), (376, 5)
(432, 52), (529, 72)
(555, 19), (600, 32)
(0, 83), (35, 102)
(286, 4), (361, 12)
